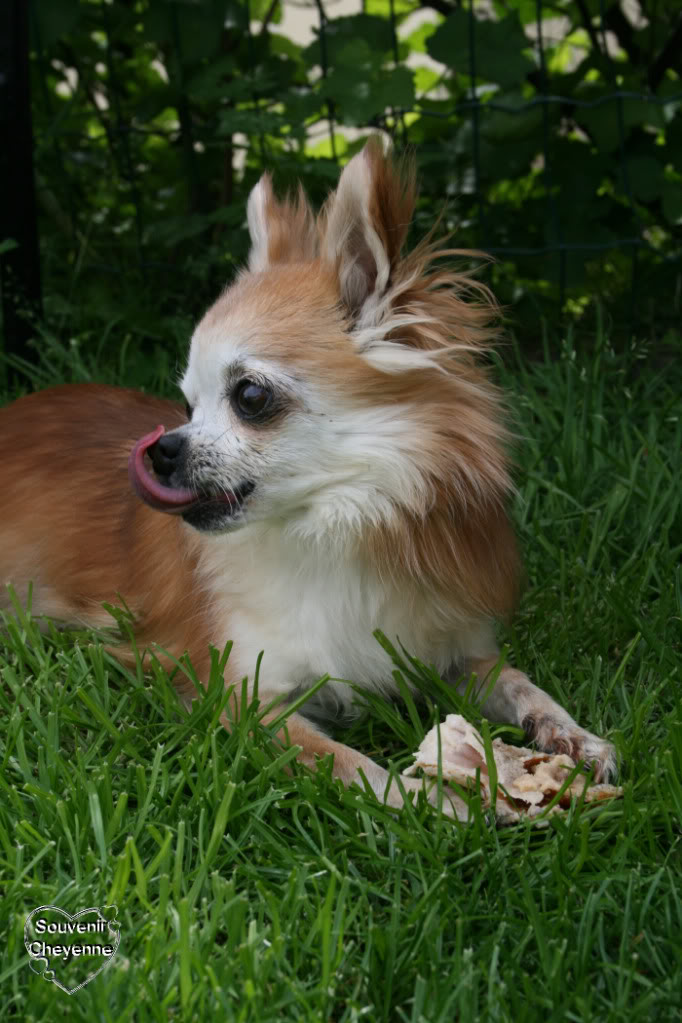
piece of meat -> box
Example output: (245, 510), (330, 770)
(403, 715), (623, 825)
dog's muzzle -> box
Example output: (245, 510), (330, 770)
(128, 425), (254, 516)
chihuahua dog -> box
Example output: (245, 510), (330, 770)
(0, 140), (615, 816)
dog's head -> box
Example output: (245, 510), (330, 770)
(131, 139), (510, 548)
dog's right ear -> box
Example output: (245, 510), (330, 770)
(246, 174), (317, 272)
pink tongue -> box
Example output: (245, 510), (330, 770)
(128, 425), (200, 514)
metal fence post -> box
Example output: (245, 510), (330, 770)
(0, 0), (42, 363)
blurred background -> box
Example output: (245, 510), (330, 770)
(1, 0), (680, 387)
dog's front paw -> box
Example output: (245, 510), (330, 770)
(522, 714), (617, 782)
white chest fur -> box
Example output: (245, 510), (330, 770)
(195, 522), (496, 719)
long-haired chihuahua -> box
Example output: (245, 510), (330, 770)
(0, 140), (616, 816)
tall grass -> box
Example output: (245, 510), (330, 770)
(1, 326), (680, 1021)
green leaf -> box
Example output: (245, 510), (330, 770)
(365, 0), (415, 16)
(403, 17), (441, 56)
(187, 57), (238, 101)
(250, 0), (282, 23)
(481, 91), (544, 142)
(303, 14), (394, 70)
(320, 51), (415, 125)
(145, 205), (244, 247)
(187, 58), (282, 103)
(269, 32), (306, 63)
(217, 108), (286, 136)
(427, 11), (535, 87)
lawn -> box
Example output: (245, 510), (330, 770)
(1, 325), (681, 1021)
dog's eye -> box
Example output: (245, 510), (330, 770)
(232, 380), (272, 421)
(184, 401), (193, 420)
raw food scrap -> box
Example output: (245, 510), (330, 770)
(403, 714), (623, 824)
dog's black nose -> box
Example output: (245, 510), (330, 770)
(149, 431), (185, 478)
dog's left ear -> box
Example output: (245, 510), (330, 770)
(319, 137), (415, 327)
(247, 173), (317, 272)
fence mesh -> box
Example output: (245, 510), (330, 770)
(2, 0), (681, 360)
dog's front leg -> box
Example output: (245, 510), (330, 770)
(461, 657), (617, 781)
(254, 702), (469, 820)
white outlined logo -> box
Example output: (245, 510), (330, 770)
(24, 905), (120, 994)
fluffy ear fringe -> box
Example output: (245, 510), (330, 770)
(354, 238), (503, 375)
(248, 142), (501, 383)
(247, 174), (317, 272)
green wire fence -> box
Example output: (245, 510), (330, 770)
(2, 0), (680, 363)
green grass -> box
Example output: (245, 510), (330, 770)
(1, 326), (681, 1022)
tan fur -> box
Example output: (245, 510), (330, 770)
(246, 174), (318, 272)
(0, 142), (617, 810)
(0, 386), (217, 693)
(260, 176), (318, 266)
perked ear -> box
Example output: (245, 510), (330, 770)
(246, 173), (317, 272)
(319, 137), (416, 326)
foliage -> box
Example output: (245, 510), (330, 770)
(18, 0), (682, 360)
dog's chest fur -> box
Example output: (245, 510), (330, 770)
(194, 521), (495, 718)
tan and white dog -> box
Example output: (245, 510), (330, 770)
(0, 140), (616, 815)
